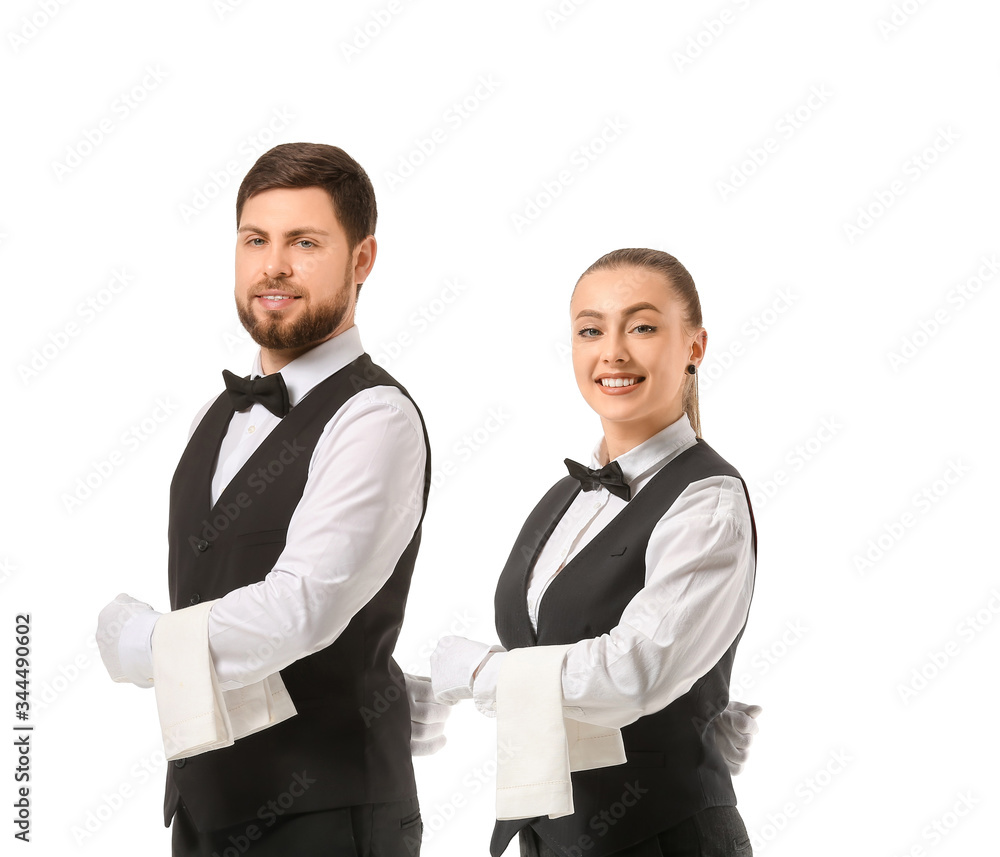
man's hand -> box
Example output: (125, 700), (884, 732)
(405, 674), (456, 756)
(714, 701), (762, 774)
(429, 636), (499, 703)
(96, 594), (160, 688)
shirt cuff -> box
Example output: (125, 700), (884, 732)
(472, 650), (505, 717)
(120, 609), (161, 688)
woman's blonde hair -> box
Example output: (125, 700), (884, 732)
(576, 248), (704, 437)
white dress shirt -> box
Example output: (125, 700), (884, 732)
(122, 325), (427, 691)
(473, 413), (755, 730)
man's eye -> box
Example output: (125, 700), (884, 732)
(297, 240), (315, 249)
(249, 237), (265, 246)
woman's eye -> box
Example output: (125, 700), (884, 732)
(631, 324), (656, 334)
(577, 327), (601, 337)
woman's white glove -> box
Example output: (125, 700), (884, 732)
(429, 636), (503, 703)
(715, 701), (762, 774)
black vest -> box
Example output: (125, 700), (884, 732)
(163, 354), (431, 831)
(491, 439), (757, 857)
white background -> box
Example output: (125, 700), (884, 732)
(2, 0), (998, 854)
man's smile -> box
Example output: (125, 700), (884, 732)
(256, 289), (302, 311)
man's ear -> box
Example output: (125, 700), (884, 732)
(353, 235), (377, 288)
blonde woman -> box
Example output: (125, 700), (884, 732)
(433, 249), (759, 857)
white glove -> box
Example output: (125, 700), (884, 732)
(430, 636), (502, 703)
(405, 674), (456, 756)
(714, 701), (762, 774)
(96, 593), (161, 688)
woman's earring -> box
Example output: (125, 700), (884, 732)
(686, 364), (697, 375)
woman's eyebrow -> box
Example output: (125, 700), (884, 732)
(574, 302), (662, 321)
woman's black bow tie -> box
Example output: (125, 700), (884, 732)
(563, 458), (631, 501)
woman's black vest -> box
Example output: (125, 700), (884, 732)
(491, 439), (756, 857)
(163, 354), (431, 831)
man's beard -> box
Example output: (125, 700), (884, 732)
(236, 265), (353, 351)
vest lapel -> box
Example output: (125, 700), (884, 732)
(495, 477), (580, 648)
(180, 392), (236, 517)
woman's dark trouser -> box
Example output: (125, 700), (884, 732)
(171, 796), (422, 857)
(519, 805), (752, 857)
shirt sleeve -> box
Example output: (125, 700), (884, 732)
(205, 386), (427, 689)
(474, 475), (754, 729)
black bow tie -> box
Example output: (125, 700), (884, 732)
(564, 458), (632, 501)
(222, 369), (291, 418)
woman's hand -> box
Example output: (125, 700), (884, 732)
(714, 701), (762, 774)
(430, 635), (503, 703)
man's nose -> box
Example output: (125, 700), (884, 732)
(264, 244), (290, 278)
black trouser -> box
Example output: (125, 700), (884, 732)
(171, 796), (422, 857)
(519, 806), (751, 857)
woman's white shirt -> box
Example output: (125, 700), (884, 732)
(473, 412), (755, 731)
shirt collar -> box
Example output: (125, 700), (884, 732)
(250, 325), (364, 408)
(588, 412), (698, 495)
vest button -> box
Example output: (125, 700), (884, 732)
(196, 540), (210, 552)
(174, 759), (186, 768)
(189, 593), (201, 605)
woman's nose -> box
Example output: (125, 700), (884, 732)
(601, 330), (628, 363)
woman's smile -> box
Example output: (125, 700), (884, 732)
(595, 373), (646, 394)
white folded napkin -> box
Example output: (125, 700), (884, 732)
(495, 645), (626, 820)
(151, 600), (297, 761)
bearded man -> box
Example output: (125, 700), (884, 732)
(96, 142), (438, 856)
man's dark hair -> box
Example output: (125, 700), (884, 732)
(235, 142), (377, 250)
